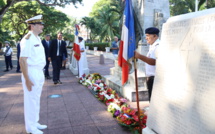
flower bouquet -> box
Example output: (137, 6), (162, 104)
(78, 73), (147, 134)
(116, 104), (147, 133)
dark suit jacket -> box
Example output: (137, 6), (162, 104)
(48, 39), (67, 60)
(42, 39), (50, 58)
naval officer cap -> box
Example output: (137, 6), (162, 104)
(4, 41), (10, 44)
(25, 15), (44, 25)
(78, 37), (83, 41)
(145, 27), (160, 35)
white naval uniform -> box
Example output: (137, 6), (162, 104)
(20, 31), (46, 132)
(78, 40), (88, 77)
(145, 39), (160, 77)
(3, 46), (13, 56)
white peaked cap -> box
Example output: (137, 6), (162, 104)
(25, 15), (44, 24)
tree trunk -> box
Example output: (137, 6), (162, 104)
(0, 0), (17, 23)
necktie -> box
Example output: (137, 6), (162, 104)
(46, 41), (49, 47)
(57, 40), (61, 56)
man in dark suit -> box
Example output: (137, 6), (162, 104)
(42, 34), (51, 79)
(48, 32), (68, 85)
(16, 41), (21, 73)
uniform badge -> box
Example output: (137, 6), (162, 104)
(34, 44), (40, 47)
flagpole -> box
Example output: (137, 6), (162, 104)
(134, 58), (142, 134)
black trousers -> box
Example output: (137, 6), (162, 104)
(16, 56), (20, 71)
(146, 76), (155, 101)
(4, 55), (13, 70)
(52, 56), (62, 81)
(44, 58), (50, 77)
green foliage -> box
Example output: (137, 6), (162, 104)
(170, 0), (215, 16)
(80, 0), (121, 43)
(85, 42), (109, 51)
(0, 0), (6, 7)
(1, 1), (70, 41)
(89, 0), (112, 17)
(0, 26), (12, 44)
(63, 34), (74, 42)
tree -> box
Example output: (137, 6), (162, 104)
(1, 1), (70, 41)
(0, 0), (83, 23)
(170, 0), (215, 16)
(80, 17), (101, 42)
(89, 0), (121, 42)
(96, 5), (119, 42)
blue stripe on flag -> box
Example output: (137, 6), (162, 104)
(75, 24), (79, 36)
(124, 0), (136, 59)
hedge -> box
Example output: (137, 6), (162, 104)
(66, 42), (111, 51)
(85, 42), (110, 51)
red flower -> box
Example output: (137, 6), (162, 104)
(142, 115), (147, 124)
(125, 120), (132, 125)
(133, 115), (139, 121)
(129, 109), (136, 116)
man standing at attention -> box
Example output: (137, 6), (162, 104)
(135, 27), (160, 102)
(110, 36), (119, 59)
(48, 32), (68, 85)
(19, 15), (47, 134)
(3, 41), (13, 72)
(42, 34), (51, 79)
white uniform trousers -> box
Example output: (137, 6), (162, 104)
(78, 52), (84, 77)
(22, 66), (44, 132)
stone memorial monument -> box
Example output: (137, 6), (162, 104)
(103, 0), (170, 101)
(143, 8), (215, 134)
(70, 50), (78, 75)
(69, 50), (89, 76)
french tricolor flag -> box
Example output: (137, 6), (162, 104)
(73, 24), (81, 61)
(118, 0), (136, 85)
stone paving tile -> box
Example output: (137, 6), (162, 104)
(0, 118), (4, 126)
(84, 104), (107, 115)
(65, 102), (86, 113)
(95, 120), (131, 134)
(47, 110), (70, 129)
(39, 112), (48, 127)
(48, 127), (74, 134)
(63, 92), (80, 102)
(0, 124), (25, 134)
(0, 107), (11, 119)
(72, 124), (100, 134)
(68, 110), (94, 126)
(90, 110), (116, 124)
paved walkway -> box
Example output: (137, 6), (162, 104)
(0, 50), (148, 134)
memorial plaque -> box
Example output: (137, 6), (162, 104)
(144, 8), (215, 134)
(132, 91), (149, 102)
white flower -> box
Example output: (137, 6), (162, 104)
(93, 87), (97, 91)
(99, 91), (105, 95)
(99, 83), (104, 87)
(110, 94), (115, 99)
(110, 103), (121, 111)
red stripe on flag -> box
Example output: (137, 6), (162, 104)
(121, 57), (129, 85)
(118, 40), (124, 67)
(73, 42), (81, 61)
(118, 40), (129, 85)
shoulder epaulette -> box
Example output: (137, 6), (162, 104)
(25, 33), (31, 39)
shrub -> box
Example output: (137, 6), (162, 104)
(85, 42), (109, 51)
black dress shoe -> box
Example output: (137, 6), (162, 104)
(54, 81), (58, 85)
(16, 70), (21, 73)
(4, 69), (9, 72)
(46, 76), (52, 79)
(10, 67), (13, 70)
(57, 80), (62, 84)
